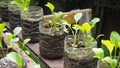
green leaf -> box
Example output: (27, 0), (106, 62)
(101, 40), (114, 56)
(11, 37), (19, 42)
(7, 52), (22, 68)
(90, 18), (100, 27)
(25, 50), (30, 55)
(34, 64), (41, 68)
(82, 23), (92, 34)
(110, 31), (120, 47)
(79, 25), (84, 33)
(96, 34), (104, 40)
(112, 59), (118, 68)
(72, 24), (81, 31)
(0, 23), (6, 37)
(118, 41), (120, 48)
(23, 38), (31, 47)
(74, 13), (82, 23)
(7, 34), (14, 44)
(13, 27), (22, 36)
(104, 57), (112, 65)
(0, 23), (5, 48)
(45, 2), (55, 13)
(54, 12), (63, 20)
(67, 23), (71, 28)
(92, 48), (104, 60)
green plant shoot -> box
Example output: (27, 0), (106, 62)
(45, 2), (67, 34)
(101, 40), (114, 57)
(93, 48), (118, 68)
(0, 23), (6, 48)
(65, 13), (100, 48)
(10, 0), (30, 14)
(93, 31), (120, 68)
(6, 27), (22, 43)
(34, 64), (41, 68)
(7, 52), (22, 68)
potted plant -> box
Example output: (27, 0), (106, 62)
(93, 31), (120, 68)
(10, 0), (43, 43)
(5, 26), (28, 68)
(8, 3), (21, 30)
(0, 23), (25, 68)
(0, 0), (12, 21)
(64, 13), (100, 68)
(39, 2), (67, 59)
(5, 26), (42, 68)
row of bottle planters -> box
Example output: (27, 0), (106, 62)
(0, 3), (117, 68)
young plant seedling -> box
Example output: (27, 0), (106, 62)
(0, 23), (23, 68)
(10, 0), (30, 14)
(64, 13), (100, 48)
(0, 23), (6, 57)
(92, 31), (120, 68)
(45, 2), (67, 35)
(0, 23), (6, 48)
(6, 52), (23, 68)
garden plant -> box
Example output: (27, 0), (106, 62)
(10, 0), (43, 43)
(39, 2), (67, 59)
(64, 13), (100, 68)
(0, 23), (24, 68)
(0, 0), (12, 21)
(93, 31), (120, 68)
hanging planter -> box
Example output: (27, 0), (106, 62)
(0, 2), (9, 22)
(22, 6), (43, 43)
(9, 4), (21, 30)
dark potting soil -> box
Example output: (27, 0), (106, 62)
(22, 19), (39, 43)
(0, 6), (9, 22)
(64, 57), (97, 68)
(9, 11), (21, 30)
(39, 32), (66, 59)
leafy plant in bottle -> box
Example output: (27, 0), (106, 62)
(44, 2), (67, 35)
(92, 31), (120, 68)
(0, 23), (23, 68)
(64, 13), (100, 48)
(10, 0), (30, 14)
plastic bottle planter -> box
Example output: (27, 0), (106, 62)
(9, 4), (21, 30)
(97, 57), (120, 68)
(22, 6), (43, 43)
(64, 35), (97, 68)
(0, 41), (27, 68)
(0, 57), (27, 68)
(0, 2), (9, 22)
(39, 21), (66, 59)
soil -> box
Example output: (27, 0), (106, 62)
(9, 10), (21, 30)
(39, 22), (66, 59)
(0, 6), (9, 22)
(39, 32), (66, 59)
(22, 19), (39, 43)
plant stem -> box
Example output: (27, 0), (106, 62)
(69, 26), (76, 46)
(114, 47), (117, 58)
